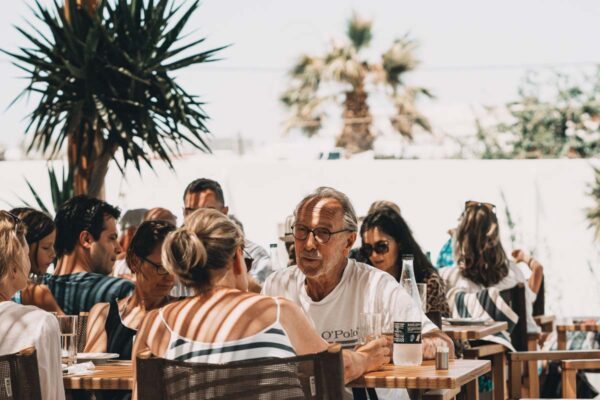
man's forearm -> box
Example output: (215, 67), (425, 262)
(342, 349), (366, 384)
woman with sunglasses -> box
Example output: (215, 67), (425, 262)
(440, 201), (543, 330)
(360, 206), (451, 316)
(85, 220), (177, 359)
(9, 207), (63, 314)
(0, 211), (65, 399)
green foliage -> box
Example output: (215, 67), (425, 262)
(478, 69), (600, 159)
(587, 166), (600, 242)
(281, 12), (431, 152)
(18, 165), (74, 215)
(3, 0), (225, 174)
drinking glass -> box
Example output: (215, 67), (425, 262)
(57, 315), (78, 366)
(358, 312), (382, 345)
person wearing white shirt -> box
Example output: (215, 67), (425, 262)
(262, 187), (454, 400)
(0, 210), (64, 400)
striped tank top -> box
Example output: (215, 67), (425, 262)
(160, 297), (296, 363)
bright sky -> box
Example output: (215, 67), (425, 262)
(1, 0), (599, 150)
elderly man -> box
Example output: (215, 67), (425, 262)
(263, 187), (453, 398)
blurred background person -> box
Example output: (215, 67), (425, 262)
(10, 207), (63, 314)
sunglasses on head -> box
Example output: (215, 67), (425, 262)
(1, 211), (22, 234)
(361, 240), (390, 257)
(464, 200), (496, 213)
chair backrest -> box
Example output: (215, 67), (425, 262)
(136, 345), (345, 400)
(532, 277), (545, 317)
(77, 312), (89, 352)
(500, 283), (528, 351)
(0, 347), (42, 400)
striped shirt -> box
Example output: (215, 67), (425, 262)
(44, 273), (134, 315)
(161, 298), (296, 363)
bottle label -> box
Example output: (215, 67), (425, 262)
(393, 321), (422, 344)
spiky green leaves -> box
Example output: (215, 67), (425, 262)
(3, 0), (226, 174)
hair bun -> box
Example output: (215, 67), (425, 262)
(163, 228), (208, 285)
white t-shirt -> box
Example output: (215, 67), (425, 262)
(439, 261), (540, 333)
(0, 302), (65, 400)
(262, 258), (437, 347)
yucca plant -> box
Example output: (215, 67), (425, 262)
(3, 0), (225, 198)
(19, 165), (74, 215)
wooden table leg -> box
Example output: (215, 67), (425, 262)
(562, 369), (577, 398)
(526, 337), (539, 398)
(509, 359), (522, 400)
(491, 352), (505, 400)
(465, 378), (479, 400)
(557, 330), (567, 350)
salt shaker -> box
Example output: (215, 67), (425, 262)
(435, 346), (449, 370)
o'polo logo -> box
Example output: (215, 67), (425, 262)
(321, 328), (359, 342)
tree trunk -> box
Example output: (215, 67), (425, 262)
(335, 81), (374, 154)
(66, 0), (106, 199)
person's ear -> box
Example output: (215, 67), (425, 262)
(222, 206), (229, 216)
(79, 231), (94, 250)
(129, 256), (141, 273)
(231, 247), (244, 276)
(345, 232), (357, 252)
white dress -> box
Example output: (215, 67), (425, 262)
(0, 301), (65, 400)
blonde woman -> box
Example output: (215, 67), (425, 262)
(132, 209), (388, 398)
(0, 211), (64, 400)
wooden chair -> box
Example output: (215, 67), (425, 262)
(0, 347), (42, 400)
(459, 283), (537, 400)
(508, 350), (600, 399)
(136, 344), (345, 399)
(561, 358), (600, 399)
(76, 311), (89, 352)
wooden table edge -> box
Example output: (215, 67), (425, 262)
(443, 321), (508, 340)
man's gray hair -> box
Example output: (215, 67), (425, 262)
(294, 187), (358, 232)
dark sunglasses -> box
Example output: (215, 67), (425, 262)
(465, 200), (496, 213)
(361, 240), (390, 257)
(141, 257), (170, 276)
(243, 249), (253, 272)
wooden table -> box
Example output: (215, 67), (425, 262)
(557, 323), (600, 350)
(348, 359), (490, 399)
(63, 362), (133, 391)
(442, 321), (508, 341)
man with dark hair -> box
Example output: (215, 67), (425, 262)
(45, 196), (134, 315)
(180, 178), (271, 291)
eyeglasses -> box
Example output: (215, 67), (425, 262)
(465, 201), (496, 213)
(141, 257), (170, 276)
(291, 224), (352, 244)
(243, 249), (253, 272)
(361, 240), (390, 257)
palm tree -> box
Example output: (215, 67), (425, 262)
(281, 13), (432, 154)
(4, 0), (225, 198)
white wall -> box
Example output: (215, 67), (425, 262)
(1, 157), (598, 317)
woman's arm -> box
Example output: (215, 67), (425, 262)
(512, 249), (544, 294)
(84, 303), (109, 353)
(278, 297), (389, 383)
(21, 283), (64, 315)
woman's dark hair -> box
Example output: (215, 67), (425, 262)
(454, 204), (509, 287)
(126, 220), (176, 268)
(10, 207), (55, 245)
(360, 206), (436, 283)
